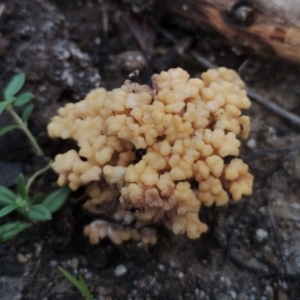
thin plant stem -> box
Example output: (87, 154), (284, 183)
(26, 158), (53, 193)
(6, 105), (45, 156)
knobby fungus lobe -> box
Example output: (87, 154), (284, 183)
(47, 67), (253, 244)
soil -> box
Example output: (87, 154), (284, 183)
(0, 0), (300, 300)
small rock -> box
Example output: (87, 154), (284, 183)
(279, 281), (288, 291)
(54, 280), (71, 293)
(116, 50), (146, 72)
(265, 285), (274, 297)
(94, 37), (101, 45)
(178, 272), (185, 280)
(11, 293), (22, 300)
(158, 263), (165, 272)
(0, 276), (24, 300)
(97, 286), (112, 296)
(69, 258), (79, 269)
(229, 290), (237, 299)
(114, 265), (127, 277)
(17, 254), (28, 263)
(256, 229), (268, 242)
(80, 268), (88, 274)
(238, 293), (248, 300)
(49, 260), (58, 268)
(34, 243), (42, 256)
(84, 272), (92, 279)
(215, 293), (230, 300)
(246, 138), (256, 149)
(169, 258), (180, 269)
(199, 290), (206, 300)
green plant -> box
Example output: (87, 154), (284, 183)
(0, 73), (70, 242)
(59, 267), (94, 300)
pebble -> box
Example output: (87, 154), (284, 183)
(84, 272), (92, 279)
(264, 285), (274, 297)
(97, 286), (112, 296)
(35, 243), (42, 256)
(69, 258), (79, 269)
(94, 37), (101, 45)
(199, 290), (206, 300)
(229, 290), (237, 299)
(246, 138), (256, 149)
(17, 253), (28, 263)
(80, 267), (88, 274)
(11, 293), (22, 300)
(116, 50), (146, 72)
(49, 260), (58, 268)
(279, 281), (288, 291)
(158, 263), (166, 272)
(169, 258), (180, 269)
(178, 272), (185, 280)
(238, 293), (248, 300)
(114, 264), (127, 277)
(268, 126), (275, 134)
(256, 229), (268, 242)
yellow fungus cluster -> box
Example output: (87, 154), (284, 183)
(48, 67), (253, 244)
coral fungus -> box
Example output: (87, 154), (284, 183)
(47, 67), (253, 244)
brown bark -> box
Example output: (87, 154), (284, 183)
(156, 0), (300, 64)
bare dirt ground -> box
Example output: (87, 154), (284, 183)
(0, 0), (300, 299)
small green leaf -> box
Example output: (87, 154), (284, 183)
(4, 73), (26, 101)
(0, 125), (19, 136)
(6, 96), (17, 104)
(0, 97), (16, 110)
(14, 92), (35, 107)
(32, 192), (46, 204)
(15, 195), (28, 208)
(27, 204), (52, 221)
(0, 102), (8, 115)
(42, 188), (70, 213)
(0, 222), (31, 243)
(0, 185), (17, 205)
(59, 267), (93, 300)
(17, 174), (27, 199)
(22, 104), (34, 123)
(78, 274), (91, 296)
(0, 203), (18, 218)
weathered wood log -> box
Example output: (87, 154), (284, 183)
(155, 0), (300, 64)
